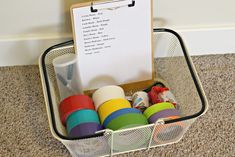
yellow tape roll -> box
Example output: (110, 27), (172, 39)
(98, 98), (131, 124)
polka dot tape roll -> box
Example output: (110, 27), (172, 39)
(132, 91), (149, 111)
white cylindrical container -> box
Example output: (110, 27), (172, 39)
(53, 54), (83, 100)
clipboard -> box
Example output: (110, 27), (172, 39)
(71, 0), (155, 95)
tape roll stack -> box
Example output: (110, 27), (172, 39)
(144, 102), (183, 144)
(145, 85), (181, 123)
(98, 99), (131, 124)
(93, 86), (148, 131)
(145, 85), (183, 144)
(144, 102), (176, 120)
(59, 95), (102, 138)
(148, 109), (180, 123)
(93, 86), (149, 152)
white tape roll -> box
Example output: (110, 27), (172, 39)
(92, 85), (125, 110)
(159, 90), (179, 109)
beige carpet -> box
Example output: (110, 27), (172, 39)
(0, 54), (234, 157)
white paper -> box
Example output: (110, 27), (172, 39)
(72, 0), (152, 90)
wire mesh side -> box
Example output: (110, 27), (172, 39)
(150, 118), (195, 147)
(44, 45), (76, 135)
(111, 125), (153, 154)
(59, 118), (195, 157)
(154, 32), (202, 117)
(63, 134), (111, 157)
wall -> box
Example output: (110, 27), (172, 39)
(155, 0), (235, 56)
(155, 0), (235, 29)
(0, 0), (235, 66)
(0, 0), (80, 66)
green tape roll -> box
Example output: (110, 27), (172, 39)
(106, 113), (148, 131)
(110, 125), (152, 151)
(144, 102), (175, 119)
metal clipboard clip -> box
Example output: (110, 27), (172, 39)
(90, 0), (135, 12)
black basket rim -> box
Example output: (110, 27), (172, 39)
(41, 28), (207, 140)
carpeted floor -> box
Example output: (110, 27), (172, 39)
(0, 54), (234, 157)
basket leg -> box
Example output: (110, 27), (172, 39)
(104, 129), (114, 157)
(147, 120), (165, 150)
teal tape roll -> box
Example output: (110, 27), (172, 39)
(66, 109), (100, 133)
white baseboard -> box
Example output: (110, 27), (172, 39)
(0, 34), (71, 66)
(0, 27), (235, 66)
(175, 26), (235, 56)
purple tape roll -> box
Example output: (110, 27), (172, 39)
(69, 122), (103, 138)
(148, 108), (180, 123)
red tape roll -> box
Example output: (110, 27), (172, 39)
(59, 95), (95, 125)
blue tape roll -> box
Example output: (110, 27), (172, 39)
(103, 108), (141, 128)
(66, 109), (100, 133)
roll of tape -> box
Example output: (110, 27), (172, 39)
(106, 113), (148, 131)
(68, 122), (103, 138)
(59, 95), (95, 125)
(143, 102), (175, 119)
(148, 108), (180, 123)
(132, 91), (149, 110)
(110, 125), (152, 151)
(98, 98), (131, 124)
(103, 108), (141, 128)
(66, 109), (100, 133)
(153, 116), (184, 144)
(92, 85), (125, 110)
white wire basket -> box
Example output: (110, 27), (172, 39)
(39, 29), (208, 157)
